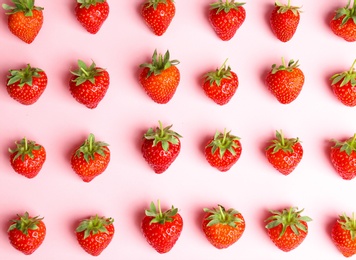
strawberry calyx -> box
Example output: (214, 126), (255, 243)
(143, 121), (182, 152)
(206, 129), (240, 158)
(331, 59), (356, 88)
(76, 215), (114, 239)
(266, 130), (300, 154)
(332, 133), (356, 156)
(74, 133), (109, 163)
(7, 64), (43, 88)
(265, 207), (312, 238)
(71, 60), (104, 86)
(339, 212), (356, 240)
(77, 0), (105, 9)
(140, 50), (179, 78)
(203, 59), (232, 87)
(143, 0), (172, 10)
(145, 200), (178, 224)
(9, 137), (41, 162)
(333, 0), (356, 26)
(2, 0), (43, 16)
(275, 0), (302, 15)
(203, 205), (242, 228)
(8, 212), (43, 236)
(271, 57), (299, 74)
(210, 0), (245, 14)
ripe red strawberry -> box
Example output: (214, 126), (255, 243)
(141, 200), (183, 253)
(9, 137), (46, 179)
(76, 215), (114, 256)
(6, 64), (47, 105)
(265, 207), (312, 252)
(204, 129), (242, 172)
(8, 212), (46, 255)
(331, 212), (356, 257)
(75, 0), (109, 34)
(141, 121), (181, 174)
(208, 0), (246, 41)
(141, 0), (175, 36)
(139, 49), (180, 104)
(331, 59), (356, 106)
(202, 59), (239, 105)
(202, 205), (245, 249)
(269, 0), (301, 42)
(69, 60), (110, 109)
(265, 58), (305, 104)
(265, 130), (303, 175)
(2, 0), (44, 44)
(330, 0), (356, 42)
(71, 133), (110, 182)
(330, 133), (356, 180)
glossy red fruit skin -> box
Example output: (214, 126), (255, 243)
(330, 16), (356, 42)
(69, 68), (110, 109)
(266, 219), (308, 252)
(202, 71), (239, 105)
(76, 224), (114, 256)
(8, 217), (46, 255)
(331, 218), (356, 257)
(266, 142), (303, 175)
(141, 0), (175, 36)
(139, 66), (180, 104)
(265, 68), (304, 104)
(141, 213), (183, 253)
(332, 81), (356, 107)
(209, 6), (246, 41)
(202, 212), (245, 249)
(71, 148), (110, 182)
(7, 9), (43, 44)
(330, 146), (356, 180)
(141, 138), (181, 174)
(270, 7), (300, 42)
(75, 1), (109, 34)
(10, 145), (46, 179)
(7, 71), (47, 105)
(204, 139), (242, 172)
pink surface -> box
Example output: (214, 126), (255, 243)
(0, 0), (355, 259)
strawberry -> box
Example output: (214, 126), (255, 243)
(331, 212), (356, 257)
(76, 215), (114, 256)
(204, 129), (242, 172)
(208, 0), (246, 41)
(141, 200), (183, 253)
(202, 59), (239, 105)
(141, 121), (181, 174)
(269, 0), (301, 42)
(75, 0), (109, 34)
(141, 0), (175, 36)
(8, 212), (46, 255)
(265, 207), (312, 252)
(330, 133), (356, 180)
(331, 59), (356, 107)
(9, 137), (46, 179)
(139, 49), (180, 104)
(71, 133), (110, 182)
(202, 205), (245, 249)
(2, 0), (44, 44)
(69, 59), (110, 109)
(330, 0), (356, 42)
(6, 64), (47, 105)
(265, 58), (305, 104)
(265, 130), (303, 175)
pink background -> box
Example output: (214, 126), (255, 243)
(0, 0), (355, 259)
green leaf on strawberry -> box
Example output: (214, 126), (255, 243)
(77, 0), (106, 9)
(332, 133), (356, 156)
(271, 58), (300, 74)
(145, 200), (178, 224)
(7, 64), (43, 87)
(206, 129), (240, 158)
(331, 59), (356, 88)
(8, 212), (44, 235)
(203, 205), (242, 227)
(71, 60), (104, 86)
(140, 49), (179, 78)
(76, 215), (114, 239)
(333, 0), (356, 26)
(203, 59), (232, 86)
(9, 137), (42, 162)
(266, 130), (300, 154)
(74, 133), (109, 163)
(274, 0), (301, 16)
(210, 0), (245, 14)
(2, 0), (43, 16)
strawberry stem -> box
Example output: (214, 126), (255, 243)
(349, 59), (356, 74)
(218, 59), (228, 77)
(157, 200), (163, 218)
